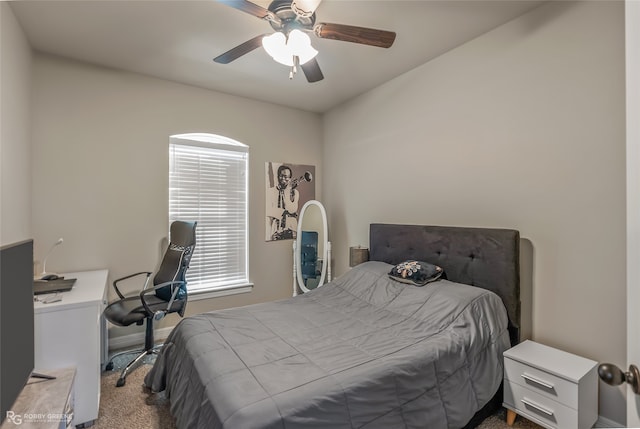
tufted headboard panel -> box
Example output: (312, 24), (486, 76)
(369, 223), (521, 345)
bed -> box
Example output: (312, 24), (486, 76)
(144, 223), (520, 429)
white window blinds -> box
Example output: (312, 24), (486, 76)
(169, 134), (249, 293)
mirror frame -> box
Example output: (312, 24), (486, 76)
(294, 200), (330, 294)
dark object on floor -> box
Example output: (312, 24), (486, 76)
(103, 220), (196, 387)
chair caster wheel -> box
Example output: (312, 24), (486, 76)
(105, 362), (114, 371)
(116, 377), (126, 387)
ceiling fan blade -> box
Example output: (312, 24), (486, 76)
(213, 34), (267, 64)
(314, 23), (396, 48)
(217, 0), (279, 23)
(301, 58), (324, 83)
(291, 0), (323, 18)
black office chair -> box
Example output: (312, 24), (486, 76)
(104, 220), (196, 387)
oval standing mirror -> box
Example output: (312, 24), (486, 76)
(293, 200), (331, 294)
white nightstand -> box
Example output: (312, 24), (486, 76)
(503, 340), (598, 429)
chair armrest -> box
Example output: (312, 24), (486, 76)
(113, 271), (152, 299)
(139, 281), (186, 315)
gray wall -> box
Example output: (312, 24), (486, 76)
(29, 54), (323, 336)
(0, 3), (32, 245)
(323, 1), (626, 423)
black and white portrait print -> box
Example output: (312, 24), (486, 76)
(265, 162), (315, 241)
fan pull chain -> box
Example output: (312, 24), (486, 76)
(289, 55), (300, 80)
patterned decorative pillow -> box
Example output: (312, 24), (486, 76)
(388, 260), (444, 286)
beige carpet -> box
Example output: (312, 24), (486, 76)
(96, 362), (542, 429)
(95, 365), (176, 429)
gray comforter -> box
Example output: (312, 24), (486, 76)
(144, 261), (510, 429)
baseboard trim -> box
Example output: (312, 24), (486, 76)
(595, 415), (624, 428)
(108, 326), (174, 351)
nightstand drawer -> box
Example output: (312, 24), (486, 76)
(504, 381), (578, 429)
(505, 357), (578, 408)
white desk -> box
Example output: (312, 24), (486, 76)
(33, 270), (108, 428)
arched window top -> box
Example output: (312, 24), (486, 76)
(170, 133), (248, 153)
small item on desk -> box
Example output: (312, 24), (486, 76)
(30, 371), (57, 380)
(33, 278), (76, 295)
(43, 295), (62, 304)
(34, 293), (62, 304)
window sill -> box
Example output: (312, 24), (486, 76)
(188, 283), (253, 301)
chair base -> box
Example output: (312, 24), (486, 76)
(106, 343), (163, 387)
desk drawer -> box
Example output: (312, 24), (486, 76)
(504, 381), (578, 429)
(505, 357), (578, 409)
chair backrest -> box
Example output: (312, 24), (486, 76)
(154, 221), (197, 302)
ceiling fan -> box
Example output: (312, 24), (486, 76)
(213, 0), (396, 83)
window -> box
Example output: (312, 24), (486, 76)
(169, 133), (250, 296)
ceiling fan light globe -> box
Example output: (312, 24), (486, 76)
(262, 30), (318, 67)
(262, 32), (289, 63)
(297, 46), (318, 65)
(287, 29), (310, 50)
(288, 30), (318, 65)
(262, 32), (295, 66)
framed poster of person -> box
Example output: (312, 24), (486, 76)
(265, 162), (315, 241)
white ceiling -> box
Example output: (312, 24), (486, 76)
(10, 0), (544, 113)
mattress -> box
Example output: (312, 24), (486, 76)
(144, 261), (510, 429)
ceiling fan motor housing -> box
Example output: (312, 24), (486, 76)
(268, 0), (315, 34)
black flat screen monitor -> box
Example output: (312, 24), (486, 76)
(0, 239), (35, 421)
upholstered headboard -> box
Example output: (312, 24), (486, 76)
(369, 223), (521, 345)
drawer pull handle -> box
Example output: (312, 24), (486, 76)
(521, 398), (554, 416)
(521, 373), (554, 390)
